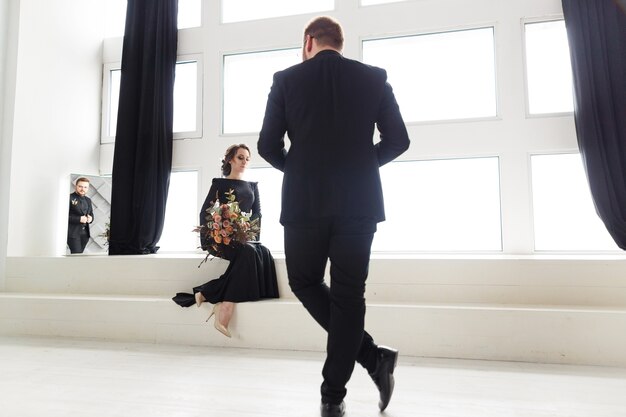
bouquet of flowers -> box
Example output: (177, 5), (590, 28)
(195, 189), (260, 266)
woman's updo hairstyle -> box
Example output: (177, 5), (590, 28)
(221, 143), (250, 177)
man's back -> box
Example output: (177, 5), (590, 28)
(259, 50), (409, 224)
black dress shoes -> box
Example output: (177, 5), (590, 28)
(369, 345), (399, 411)
(320, 401), (345, 417)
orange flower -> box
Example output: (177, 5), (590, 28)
(196, 190), (261, 259)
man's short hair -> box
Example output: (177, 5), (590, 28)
(304, 16), (344, 51)
(75, 177), (90, 184)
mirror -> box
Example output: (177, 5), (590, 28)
(67, 174), (111, 255)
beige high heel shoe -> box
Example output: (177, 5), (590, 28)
(206, 303), (231, 338)
(194, 292), (205, 308)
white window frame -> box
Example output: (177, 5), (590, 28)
(528, 151), (622, 253)
(360, 0), (408, 6)
(220, 46), (300, 136)
(373, 156), (503, 254)
(521, 16), (574, 119)
(360, 24), (500, 126)
(220, 0), (335, 24)
(158, 168), (202, 253)
(100, 54), (203, 144)
(101, 62), (120, 144)
(173, 54), (203, 140)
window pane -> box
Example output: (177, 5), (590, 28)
(222, 0), (333, 23)
(362, 27), (497, 123)
(223, 49), (300, 134)
(373, 157), (502, 252)
(108, 61), (199, 138)
(178, 0), (201, 28)
(105, 0), (200, 37)
(108, 69), (121, 137)
(525, 20), (574, 114)
(159, 171), (199, 252)
(173, 61), (198, 133)
(362, 0), (406, 5)
(252, 159), (502, 253)
(246, 167), (284, 253)
(531, 154), (618, 251)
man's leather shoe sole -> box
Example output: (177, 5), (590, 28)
(320, 401), (345, 417)
(370, 346), (399, 411)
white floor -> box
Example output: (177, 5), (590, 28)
(1, 336), (626, 417)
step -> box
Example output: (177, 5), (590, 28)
(6, 256), (626, 306)
(1, 293), (626, 367)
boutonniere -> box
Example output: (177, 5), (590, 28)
(71, 199), (78, 206)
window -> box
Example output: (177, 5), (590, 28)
(247, 159), (502, 254)
(172, 59), (201, 136)
(372, 157), (502, 252)
(222, 0), (333, 23)
(531, 154), (618, 251)
(101, 56), (202, 143)
(105, 0), (201, 37)
(361, 0), (407, 5)
(98, 0), (598, 256)
(362, 27), (497, 123)
(102, 65), (121, 139)
(159, 171), (199, 252)
(178, 0), (202, 29)
(223, 48), (300, 134)
(524, 20), (574, 115)
(246, 167), (285, 253)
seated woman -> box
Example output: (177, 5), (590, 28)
(172, 144), (279, 337)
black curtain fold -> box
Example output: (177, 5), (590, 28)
(109, 0), (178, 255)
(562, 0), (626, 249)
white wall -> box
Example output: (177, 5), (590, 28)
(7, 0), (105, 256)
(0, 0), (20, 288)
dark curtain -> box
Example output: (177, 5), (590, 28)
(561, 0), (626, 249)
(109, 0), (178, 255)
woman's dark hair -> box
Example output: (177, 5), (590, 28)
(221, 144), (250, 177)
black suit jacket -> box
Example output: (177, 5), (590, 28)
(68, 192), (94, 238)
(258, 50), (410, 224)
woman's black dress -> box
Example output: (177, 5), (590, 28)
(172, 178), (279, 307)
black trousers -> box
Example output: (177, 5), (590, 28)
(67, 230), (89, 254)
(284, 218), (379, 404)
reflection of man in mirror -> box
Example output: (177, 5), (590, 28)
(67, 177), (94, 254)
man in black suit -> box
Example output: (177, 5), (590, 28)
(67, 177), (94, 254)
(258, 16), (410, 417)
